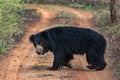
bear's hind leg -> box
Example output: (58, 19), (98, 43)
(95, 55), (107, 71)
(86, 46), (106, 71)
(86, 54), (95, 69)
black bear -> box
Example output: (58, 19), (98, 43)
(29, 26), (107, 71)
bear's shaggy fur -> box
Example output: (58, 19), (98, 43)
(29, 26), (107, 71)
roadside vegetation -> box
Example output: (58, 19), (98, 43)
(93, 3), (120, 80)
(96, 18), (120, 80)
(0, 0), (24, 53)
(0, 0), (40, 54)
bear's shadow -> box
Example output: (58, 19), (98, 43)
(31, 65), (95, 72)
(31, 65), (49, 71)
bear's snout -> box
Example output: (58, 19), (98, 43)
(35, 44), (44, 55)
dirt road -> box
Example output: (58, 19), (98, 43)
(0, 4), (115, 80)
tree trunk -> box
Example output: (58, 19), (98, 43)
(110, 0), (117, 23)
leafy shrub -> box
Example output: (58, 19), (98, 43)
(0, 0), (24, 53)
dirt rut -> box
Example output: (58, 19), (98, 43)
(0, 5), (115, 80)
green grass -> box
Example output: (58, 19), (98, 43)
(20, 0), (41, 4)
(0, 0), (24, 54)
(40, 3), (93, 11)
(58, 3), (109, 11)
(68, 3), (93, 11)
(39, 5), (61, 13)
(0, 41), (7, 54)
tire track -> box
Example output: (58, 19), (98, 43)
(5, 5), (56, 80)
(52, 5), (95, 29)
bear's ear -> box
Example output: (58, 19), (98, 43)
(29, 34), (34, 42)
(41, 31), (49, 39)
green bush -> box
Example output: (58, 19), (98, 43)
(0, 0), (24, 53)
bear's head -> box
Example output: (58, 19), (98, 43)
(29, 31), (50, 55)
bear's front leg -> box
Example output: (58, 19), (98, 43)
(48, 53), (64, 70)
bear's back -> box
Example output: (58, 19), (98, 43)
(47, 26), (101, 39)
